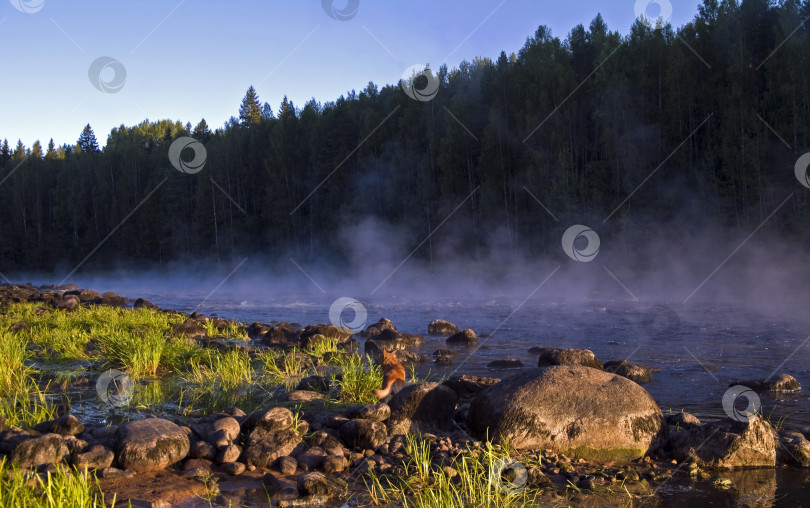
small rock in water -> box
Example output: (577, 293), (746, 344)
(736, 373), (801, 393)
(428, 320), (460, 336)
(603, 360), (653, 384)
(486, 358), (524, 369)
(446, 329), (478, 345)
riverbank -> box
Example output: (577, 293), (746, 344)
(0, 282), (806, 507)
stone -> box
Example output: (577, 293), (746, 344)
(217, 444), (241, 464)
(276, 455), (298, 475)
(669, 415), (775, 469)
(71, 444), (115, 470)
(242, 427), (302, 469)
(468, 366), (664, 460)
(428, 320), (460, 336)
(241, 407), (294, 434)
(388, 382), (458, 435)
(297, 446), (328, 471)
(12, 433), (69, 469)
(339, 420), (388, 451)
(603, 360), (653, 384)
(344, 403), (391, 422)
(115, 418), (190, 472)
(446, 329), (478, 345)
(533, 347), (603, 370)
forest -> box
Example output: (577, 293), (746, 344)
(1, 0), (810, 273)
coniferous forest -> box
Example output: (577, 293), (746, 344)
(2, 1), (810, 273)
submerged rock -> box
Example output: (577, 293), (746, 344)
(487, 358), (524, 369)
(446, 329), (478, 345)
(468, 366), (664, 460)
(603, 360), (653, 384)
(736, 373), (801, 393)
(533, 347), (603, 370)
(669, 415), (775, 469)
(428, 320), (460, 336)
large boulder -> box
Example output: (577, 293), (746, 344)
(11, 433), (70, 469)
(668, 415), (775, 469)
(533, 347), (603, 370)
(115, 418), (190, 472)
(388, 382), (458, 435)
(468, 366), (664, 460)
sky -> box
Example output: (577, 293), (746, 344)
(0, 0), (701, 149)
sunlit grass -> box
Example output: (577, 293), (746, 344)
(331, 353), (382, 404)
(0, 457), (114, 507)
(0, 331), (59, 428)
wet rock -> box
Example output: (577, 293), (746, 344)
(357, 318), (397, 338)
(468, 366), (664, 460)
(99, 292), (127, 307)
(736, 373), (801, 393)
(221, 461), (246, 476)
(71, 444), (114, 470)
(210, 416), (240, 443)
(777, 430), (810, 467)
(241, 407), (294, 434)
(183, 458), (213, 475)
(56, 295), (80, 312)
(340, 419), (388, 451)
(533, 347), (603, 370)
(66, 289), (101, 302)
(442, 374), (501, 398)
(322, 455), (348, 474)
(666, 412), (701, 430)
(487, 358), (524, 369)
(33, 414), (84, 437)
(603, 360), (653, 384)
(446, 329), (478, 345)
(246, 322), (271, 339)
(297, 446), (328, 471)
(276, 455), (298, 475)
(243, 428), (302, 468)
(12, 433), (69, 469)
(388, 382), (458, 435)
(297, 471), (347, 499)
(172, 319), (205, 339)
(262, 322), (299, 346)
(304, 430), (346, 457)
(669, 415), (775, 469)
(428, 320), (460, 336)
(365, 328), (426, 358)
(190, 440), (217, 460)
(345, 403), (390, 423)
(64, 436), (88, 454)
(297, 375), (330, 393)
(217, 444), (241, 464)
(133, 297), (159, 310)
(299, 324), (352, 348)
(115, 418), (190, 472)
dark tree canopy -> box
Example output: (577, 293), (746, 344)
(1, 1), (809, 273)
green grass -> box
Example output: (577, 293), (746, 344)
(185, 348), (253, 389)
(361, 436), (544, 508)
(0, 331), (59, 428)
(331, 353), (382, 404)
(0, 457), (114, 507)
(260, 347), (310, 384)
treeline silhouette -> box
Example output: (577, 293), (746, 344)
(2, 0), (810, 273)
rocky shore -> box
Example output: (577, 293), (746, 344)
(0, 282), (807, 506)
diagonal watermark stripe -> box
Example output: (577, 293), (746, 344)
(210, 177), (246, 214)
(289, 257), (327, 294)
(523, 42), (623, 143)
(258, 25), (320, 87)
(756, 15), (810, 71)
(683, 192), (794, 304)
(604, 113), (713, 223)
(194, 257), (248, 311)
(0, 156), (29, 189)
(523, 186), (559, 221)
(445, 264), (562, 379)
(370, 186), (480, 295)
(59, 178), (167, 284)
(291, 105), (401, 215)
(765, 334), (810, 383)
(49, 17), (85, 53)
(677, 35), (711, 69)
(441, 0), (507, 64)
(602, 265), (639, 302)
(363, 25), (399, 62)
(683, 346), (720, 382)
(755, 113), (791, 149)
(130, 0), (185, 55)
(0, 271), (11, 284)
(443, 106), (478, 141)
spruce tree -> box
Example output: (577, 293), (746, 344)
(77, 124), (99, 153)
(239, 86), (262, 126)
(193, 119), (212, 143)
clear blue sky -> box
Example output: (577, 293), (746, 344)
(0, 0), (701, 148)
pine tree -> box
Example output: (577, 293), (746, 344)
(193, 119), (212, 143)
(0, 139), (9, 166)
(239, 86), (262, 126)
(45, 139), (56, 159)
(77, 124), (99, 153)
(31, 140), (43, 159)
(261, 102), (274, 120)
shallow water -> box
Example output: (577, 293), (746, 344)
(53, 283), (810, 506)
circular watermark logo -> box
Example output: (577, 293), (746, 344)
(329, 297), (367, 334)
(634, 0), (673, 29)
(794, 152), (810, 189)
(9, 0), (45, 13)
(400, 65), (439, 102)
(168, 137), (207, 174)
(321, 0), (358, 21)
(642, 304), (680, 340)
(489, 457), (527, 494)
(561, 224), (600, 262)
(722, 385), (761, 422)
(88, 56), (127, 94)
(96, 369), (134, 407)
